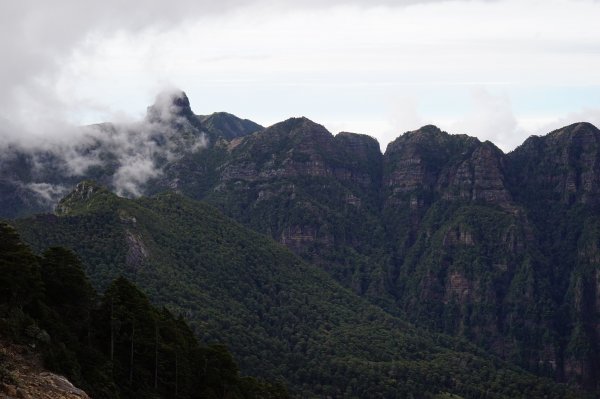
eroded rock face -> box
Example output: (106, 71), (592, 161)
(383, 126), (448, 194)
(125, 230), (149, 270)
(442, 143), (512, 207)
(445, 271), (471, 304)
(220, 118), (380, 189)
(384, 125), (512, 208)
(54, 181), (102, 215)
(280, 225), (333, 248)
(508, 122), (600, 205)
(213, 118), (383, 259)
(443, 224), (475, 247)
(0, 340), (89, 399)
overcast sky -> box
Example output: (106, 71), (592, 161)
(2, 0), (600, 151)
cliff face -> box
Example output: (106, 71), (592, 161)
(205, 120), (600, 388)
(383, 125), (511, 208)
(218, 118), (379, 188)
(509, 122), (600, 205)
(505, 122), (600, 387)
(203, 118), (388, 301)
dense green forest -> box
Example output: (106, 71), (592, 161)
(0, 222), (288, 398)
(11, 182), (584, 398)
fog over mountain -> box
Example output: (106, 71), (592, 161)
(0, 90), (209, 201)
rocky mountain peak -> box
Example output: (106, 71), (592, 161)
(552, 121), (599, 137)
(383, 125), (483, 197)
(55, 180), (112, 216)
(441, 140), (512, 206)
(146, 89), (195, 123)
(402, 124), (444, 141)
(508, 121), (600, 205)
(414, 124), (443, 134)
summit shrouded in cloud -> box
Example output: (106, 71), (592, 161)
(146, 89), (195, 122)
(0, 89), (209, 204)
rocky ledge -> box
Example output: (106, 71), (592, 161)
(0, 340), (89, 399)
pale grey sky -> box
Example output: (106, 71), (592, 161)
(2, 0), (600, 151)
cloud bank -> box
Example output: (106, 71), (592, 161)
(1, 89), (207, 198)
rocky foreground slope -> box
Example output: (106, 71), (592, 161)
(0, 339), (89, 399)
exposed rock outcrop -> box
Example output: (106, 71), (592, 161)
(384, 125), (512, 208)
(0, 340), (89, 399)
(508, 122), (600, 205)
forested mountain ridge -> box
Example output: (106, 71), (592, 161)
(2, 90), (600, 393)
(11, 182), (582, 398)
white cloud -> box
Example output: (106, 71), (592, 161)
(447, 88), (524, 151)
(1, 90), (208, 198)
(112, 155), (162, 197)
(535, 108), (600, 135)
(24, 182), (69, 204)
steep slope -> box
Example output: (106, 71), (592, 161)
(197, 120), (600, 390)
(508, 122), (600, 206)
(506, 122), (600, 388)
(380, 124), (600, 388)
(382, 128), (525, 337)
(0, 221), (287, 399)
(12, 182), (578, 398)
(202, 117), (391, 306)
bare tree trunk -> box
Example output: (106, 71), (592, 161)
(154, 321), (158, 390)
(110, 299), (114, 362)
(175, 351), (178, 398)
(129, 321), (135, 384)
(87, 308), (92, 348)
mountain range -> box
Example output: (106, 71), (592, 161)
(2, 89), (599, 397)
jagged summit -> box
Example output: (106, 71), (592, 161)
(146, 88), (195, 122)
(412, 124), (443, 134)
(55, 180), (115, 216)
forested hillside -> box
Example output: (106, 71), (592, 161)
(11, 182), (583, 398)
(0, 222), (287, 398)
